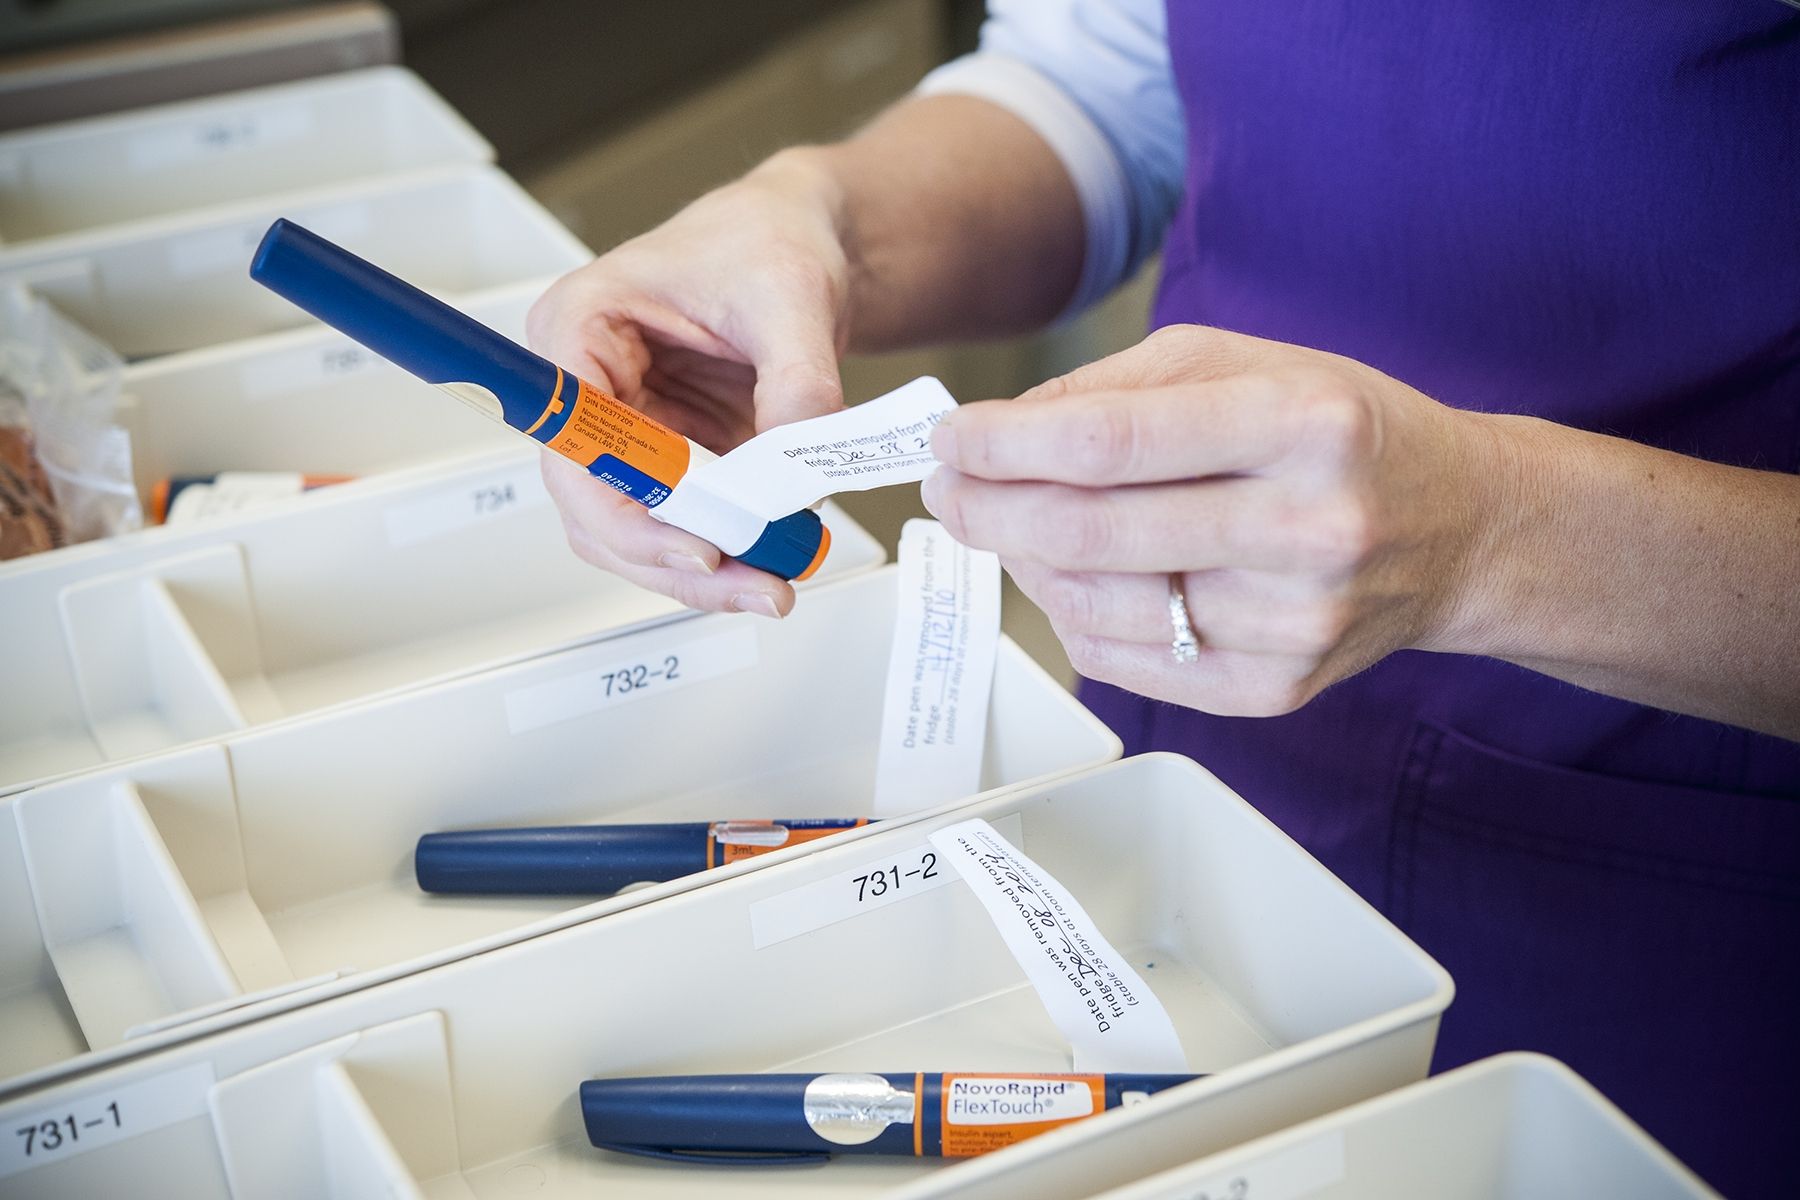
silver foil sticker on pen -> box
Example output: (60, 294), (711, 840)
(802, 1073), (917, 1145)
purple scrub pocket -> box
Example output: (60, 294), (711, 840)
(1388, 720), (1799, 1197)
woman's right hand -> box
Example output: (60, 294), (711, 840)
(525, 150), (854, 618)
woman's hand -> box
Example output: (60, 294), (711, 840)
(921, 324), (1504, 715)
(526, 151), (853, 618)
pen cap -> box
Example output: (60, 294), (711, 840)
(580, 1074), (918, 1161)
(415, 825), (710, 895)
(249, 218), (559, 430)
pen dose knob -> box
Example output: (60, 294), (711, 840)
(735, 508), (829, 582)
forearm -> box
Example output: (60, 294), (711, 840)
(766, 94), (1084, 352)
(1441, 414), (1800, 739)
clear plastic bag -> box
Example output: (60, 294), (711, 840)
(0, 285), (141, 559)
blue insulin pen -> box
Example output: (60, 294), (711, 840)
(415, 819), (869, 895)
(580, 1072), (1201, 1162)
(247, 219), (830, 580)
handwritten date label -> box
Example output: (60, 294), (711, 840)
(0, 1063), (214, 1177)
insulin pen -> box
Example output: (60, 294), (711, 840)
(247, 219), (830, 580)
(415, 819), (870, 895)
(580, 1072), (1201, 1163)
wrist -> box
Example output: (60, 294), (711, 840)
(1417, 410), (1554, 659)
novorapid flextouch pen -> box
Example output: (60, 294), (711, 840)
(248, 218), (830, 579)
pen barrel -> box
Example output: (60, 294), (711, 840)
(250, 218), (559, 429)
(415, 824), (710, 895)
(581, 1074), (918, 1160)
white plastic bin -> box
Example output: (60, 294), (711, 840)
(110, 283), (529, 526)
(0, 565), (1118, 1093)
(0, 67), (492, 251)
(0, 164), (588, 360)
(1079, 1054), (1717, 1200)
(0, 755), (1451, 1197)
(0, 450), (884, 795)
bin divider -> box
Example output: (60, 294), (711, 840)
(14, 779), (243, 1050)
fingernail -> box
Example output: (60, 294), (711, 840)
(732, 592), (784, 619)
(919, 467), (945, 515)
(931, 421), (958, 465)
(659, 551), (714, 575)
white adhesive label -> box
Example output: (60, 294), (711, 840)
(164, 472), (309, 524)
(127, 106), (312, 170)
(505, 625), (758, 735)
(1151, 1132), (1347, 1200)
(0, 1062), (215, 1177)
(749, 812), (1024, 949)
(676, 376), (955, 524)
(382, 461), (545, 548)
(239, 337), (389, 399)
(929, 819), (1188, 1073)
(946, 1077), (1094, 1124)
(871, 520), (1001, 817)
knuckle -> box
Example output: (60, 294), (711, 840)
(1067, 403), (1144, 481)
(1035, 572), (1099, 633)
(1300, 500), (1379, 573)
(1294, 375), (1375, 458)
(1060, 634), (1111, 680)
(1282, 599), (1355, 655)
(1043, 498), (1116, 566)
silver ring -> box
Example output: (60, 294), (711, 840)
(1167, 574), (1200, 663)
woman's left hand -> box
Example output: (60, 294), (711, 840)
(920, 323), (1504, 715)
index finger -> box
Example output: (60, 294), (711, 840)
(932, 377), (1298, 485)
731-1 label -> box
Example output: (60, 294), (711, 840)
(0, 1063), (215, 1178)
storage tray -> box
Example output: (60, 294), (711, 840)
(0, 755), (1451, 1197)
(1080, 1054), (1716, 1200)
(0, 565), (1116, 1095)
(0, 164), (587, 360)
(0, 67), (491, 250)
(0, 450), (884, 794)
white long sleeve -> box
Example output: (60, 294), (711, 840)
(916, 0), (1186, 315)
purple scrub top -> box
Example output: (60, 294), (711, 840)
(1081, 4), (1800, 1194)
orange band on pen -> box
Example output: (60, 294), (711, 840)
(792, 523), (832, 582)
(914, 1073), (925, 1157)
(522, 366), (567, 436)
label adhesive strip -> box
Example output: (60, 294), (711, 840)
(871, 519), (1001, 817)
(928, 818), (1188, 1074)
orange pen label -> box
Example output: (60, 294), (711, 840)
(939, 1074), (1104, 1157)
(545, 379), (691, 500)
(708, 820), (867, 867)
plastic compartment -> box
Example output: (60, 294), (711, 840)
(0, 451), (885, 795)
(111, 283), (529, 527)
(1080, 1054), (1717, 1200)
(0, 67), (491, 250)
(0, 755), (1451, 1198)
(0, 164), (588, 360)
(0, 565), (1117, 1093)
